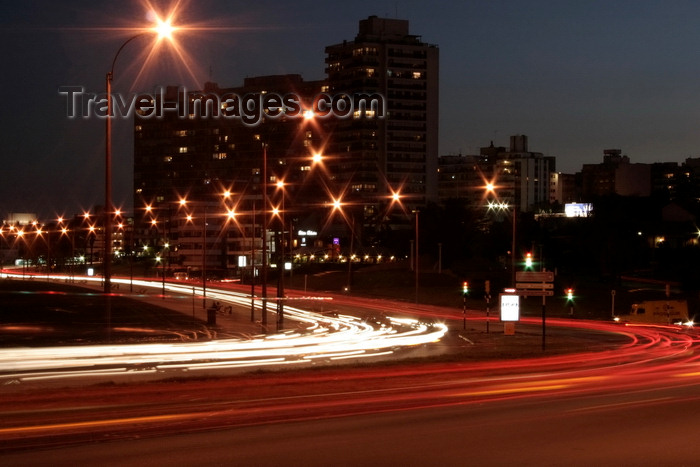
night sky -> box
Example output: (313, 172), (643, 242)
(2, 0), (700, 219)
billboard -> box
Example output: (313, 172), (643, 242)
(565, 203), (592, 218)
(500, 294), (520, 321)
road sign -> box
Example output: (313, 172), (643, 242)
(515, 282), (554, 289)
(516, 271), (554, 283)
(516, 289), (554, 297)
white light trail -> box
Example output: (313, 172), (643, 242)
(0, 272), (448, 383)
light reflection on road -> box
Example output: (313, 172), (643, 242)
(0, 272), (448, 383)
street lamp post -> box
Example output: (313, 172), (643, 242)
(105, 34), (144, 294)
(261, 143), (269, 330)
(413, 209), (419, 304)
(486, 183), (518, 287)
(202, 206), (207, 309)
(105, 20), (175, 294)
(250, 200), (256, 322)
(180, 201), (209, 310)
(275, 180), (285, 331)
(346, 213), (354, 293)
(511, 203), (517, 287)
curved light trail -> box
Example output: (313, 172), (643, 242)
(3, 272), (700, 461)
(0, 272), (448, 383)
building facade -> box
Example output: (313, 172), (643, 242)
(437, 135), (555, 213)
(325, 16), (439, 221)
(133, 75), (326, 277)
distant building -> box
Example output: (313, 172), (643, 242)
(133, 75), (326, 276)
(549, 172), (577, 205)
(437, 154), (492, 206)
(325, 16), (439, 219)
(650, 158), (700, 201)
(4, 213), (37, 225)
(502, 135), (556, 212)
(436, 135), (555, 212)
(580, 150), (651, 198)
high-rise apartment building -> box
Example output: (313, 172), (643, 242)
(325, 16), (439, 221)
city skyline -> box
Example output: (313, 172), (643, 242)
(3, 0), (700, 218)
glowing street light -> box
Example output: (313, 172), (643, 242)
(154, 18), (175, 40)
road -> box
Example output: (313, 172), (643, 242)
(2, 273), (700, 464)
(2, 318), (700, 464)
(4, 384), (695, 466)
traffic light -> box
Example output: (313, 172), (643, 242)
(566, 288), (574, 301)
(462, 281), (469, 296)
(525, 252), (533, 269)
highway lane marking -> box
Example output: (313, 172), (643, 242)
(674, 371), (700, 378)
(566, 397), (673, 413)
(457, 376), (607, 398)
(0, 412), (206, 436)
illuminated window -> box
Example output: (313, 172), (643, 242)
(179, 147), (188, 153)
(353, 110), (375, 119)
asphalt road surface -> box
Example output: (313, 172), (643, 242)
(2, 377), (698, 466)
(2, 276), (699, 465)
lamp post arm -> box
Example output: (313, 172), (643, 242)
(104, 33), (145, 295)
(110, 34), (146, 77)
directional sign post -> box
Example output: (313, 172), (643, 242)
(516, 282), (554, 289)
(514, 271), (554, 351)
(516, 271), (554, 283)
(517, 290), (554, 297)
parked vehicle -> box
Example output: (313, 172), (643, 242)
(615, 300), (691, 325)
